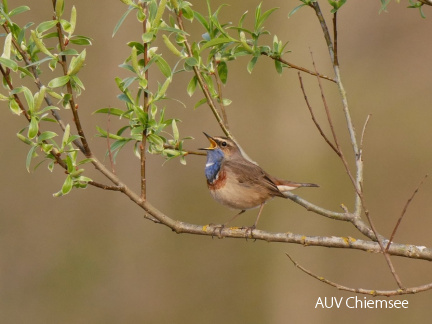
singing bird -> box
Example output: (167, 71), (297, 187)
(200, 133), (319, 230)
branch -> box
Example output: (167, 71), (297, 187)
(1, 23), (85, 154)
(53, 5), (91, 157)
(140, 2), (149, 201)
(386, 174), (428, 252)
(212, 58), (230, 129)
(310, 1), (403, 289)
(286, 253), (432, 296)
(262, 52), (336, 83)
(297, 72), (339, 155)
(174, 10), (232, 139)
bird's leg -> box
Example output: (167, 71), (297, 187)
(244, 204), (265, 239)
(211, 210), (246, 238)
(225, 209), (246, 226)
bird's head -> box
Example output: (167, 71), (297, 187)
(199, 132), (241, 160)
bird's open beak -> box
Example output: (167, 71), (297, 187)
(199, 132), (217, 150)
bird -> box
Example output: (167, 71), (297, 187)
(200, 132), (319, 232)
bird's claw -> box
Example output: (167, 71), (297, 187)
(209, 223), (225, 238)
(243, 225), (256, 241)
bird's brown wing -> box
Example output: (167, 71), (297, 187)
(223, 159), (286, 198)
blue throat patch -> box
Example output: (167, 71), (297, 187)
(205, 148), (224, 182)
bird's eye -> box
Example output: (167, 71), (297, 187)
(221, 141), (227, 147)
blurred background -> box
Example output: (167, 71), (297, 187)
(1, 0), (432, 323)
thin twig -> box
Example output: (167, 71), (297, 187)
(332, 12), (338, 66)
(140, 2), (149, 201)
(262, 52), (336, 83)
(163, 144), (206, 156)
(310, 2), (403, 289)
(360, 114), (372, 150)
(297, 72), (339, 155)
(286, 253), (432, 296)
(212, 58), (230, 129)
(386, 174), (428, 253)
(88, 181), (124, 191)
(53, 5), (91, 156)
(310, 50), (342, 154)
(175, 10), (231, 139)
(106, 110), (116, 174)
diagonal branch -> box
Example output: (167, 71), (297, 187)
(386, 174), (428, 252)
(310, 1), (403, 290)
(286, 253), (432, 296)
(174, 10), (231, 139)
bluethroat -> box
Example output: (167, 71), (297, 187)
(200, 133), (319, 230)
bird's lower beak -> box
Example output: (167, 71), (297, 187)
(199, 132), (217, 150)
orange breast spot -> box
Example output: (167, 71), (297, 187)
(207, 170), (227, 190)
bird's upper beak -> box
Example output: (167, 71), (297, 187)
(199, 132), (217, 150)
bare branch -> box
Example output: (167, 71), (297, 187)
(332, 12), (339, 66)
(310, 2), (403, 289)
(286, 253), (432, 296)
(386, 174), (428, 252)
(262, 52), (336, 83)
(360, 114), (372, 150)
(88, 181), (124, 191)
(297, 72), (339, 155)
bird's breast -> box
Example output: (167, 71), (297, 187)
(207, 169), (227, 190)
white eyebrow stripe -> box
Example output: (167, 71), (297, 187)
(206, 162), (214, 167)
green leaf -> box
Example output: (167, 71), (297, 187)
(256, 7), (278, 31)
(33, 86), (46, 111)
(153, 0), (167, 28)
(36, 20), (58, 34)
(1, 32), (12, 59)
(0, 57), (18, 71)
(172, 119), (179, 141)
(69, 35), (92, 46)
(17, 133), (33, 145)
(142, 32), (155, 43)
(31, 30), (54, 57)
(9, 5), (30, 17)
(288, 4), (306, 18)
(194, 97), (207, 109)
(68, 6), (77, 35)
(185, 57), (198, 67)
(62, 124), (71, 148)
(55, 0), (64, 18)
(48, 75), (70, 88)
(61, 175), (73, 195)
(9, 99), (21, 115)
(21, 87), (34, 112)
(93, 107), (127, 117)
(147, 134), (164, 151)
(155, 55), (172, 78)
(275, 59), (283, 74)
(247, 56), (258, 74)
(38, 131), (57, 142)
(113, 7), (134, 37)
(131, 46), (139, 73)
(200, 37), (235, 52)
(28, 117), (39, 139)
(217, 61), (228, 84)
(67, 49), (86, 75)
(26, 145), (38, 172)
(187, 76), (198, 97)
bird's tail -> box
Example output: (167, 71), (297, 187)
(273, 178), (319, 193)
